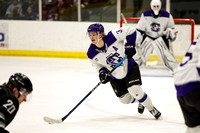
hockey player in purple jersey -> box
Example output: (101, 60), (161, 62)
(0, 73), (33, 133)
(134, 0), (178, 72)
(87, 23), (161, 119)
(174, 35), (200, 133)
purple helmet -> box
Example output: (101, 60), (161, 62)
(87, 23), (104, 33)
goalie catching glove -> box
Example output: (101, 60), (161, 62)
(125, 42), (136, 59)
(99, 67), (110, 84)
(163, 28), (178, 41)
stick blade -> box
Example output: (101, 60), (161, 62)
(43, 116), (62, 124)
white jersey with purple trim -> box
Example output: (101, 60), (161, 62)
(136, 10), (175, 39)
(174, 36), (200, 96)
(87, 26), (138, 80)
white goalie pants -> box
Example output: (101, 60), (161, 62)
(134, 36), (179, 72)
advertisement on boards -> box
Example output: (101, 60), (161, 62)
(0, 22), (9, 48)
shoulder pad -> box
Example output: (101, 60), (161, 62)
(87, 44), (99, 59)
(159, 10), (170, 18)
(143, 10), (153, 17)
(104, 31), (117, 47)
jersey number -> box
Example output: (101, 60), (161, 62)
(3, 100), (16, 114)
(180, 53), (192, 67)
(116, 29), (122, 34)
(180, 42), (197, 67)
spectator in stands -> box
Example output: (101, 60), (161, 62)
(22, 0), (38, 20)
(48, 0), (76, 21)
(0, 0), (9, 18)
(42, 0), (56, 20)
(13, 6), (22, 18)
(5, 0), (23, 18)
(22, 0), (33, 15)
(24, 5), (37, 20)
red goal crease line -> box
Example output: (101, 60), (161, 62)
(120, 17), (195, 44)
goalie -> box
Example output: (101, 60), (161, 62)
(134, 0), (179, 73)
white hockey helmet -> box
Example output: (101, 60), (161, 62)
(150, 0), (161, 15)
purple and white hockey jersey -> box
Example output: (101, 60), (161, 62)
(174, 36), (200, 96)
(87, 26), (138, 80)
(136, 10), (175, 39)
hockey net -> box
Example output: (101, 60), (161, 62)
(120, 18), (195, 76)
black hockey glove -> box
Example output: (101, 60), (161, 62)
(0, 127), (9, 133)
(99, 67), (110, 84)
(125, 42), (136, 59)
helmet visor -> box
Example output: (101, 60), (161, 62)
(18, 87), (33, 103)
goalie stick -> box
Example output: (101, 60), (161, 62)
(121, 13), (146, 66)
(43, 56), (127, 124)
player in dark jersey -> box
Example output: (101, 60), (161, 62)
(0, 73), (33, 133)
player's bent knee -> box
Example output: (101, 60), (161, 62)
(128, 85), (145, 100)
(119, 93), (134, 104)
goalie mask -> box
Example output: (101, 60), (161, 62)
(150, 0), (161, 15)
(8, 73), (33, 95)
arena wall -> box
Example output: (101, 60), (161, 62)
(0, 20), (199, 62)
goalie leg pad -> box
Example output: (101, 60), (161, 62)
(140, 36), (154, 61)
(134, 37), (153, 65)
(152, 37), (179, 72)
(119, 93), (137, 104)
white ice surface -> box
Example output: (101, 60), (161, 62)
(0, 56), (186, 133)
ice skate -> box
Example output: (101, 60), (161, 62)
(138, 103), (145, 114)
(149, 107), (161, 119)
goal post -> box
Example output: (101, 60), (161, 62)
(120, 17), (195, 63)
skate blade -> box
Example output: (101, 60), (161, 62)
(157, 116), (163, 120)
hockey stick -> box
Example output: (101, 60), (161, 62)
(43, 56), (127, 124)
(121, 13), (146, 66)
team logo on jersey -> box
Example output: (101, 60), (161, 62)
(106, 53), (123, 68)
(151, 23), (160, 32)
